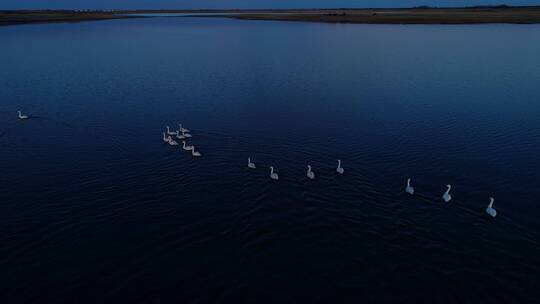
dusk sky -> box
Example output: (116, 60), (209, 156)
(2, 0), (540, 10)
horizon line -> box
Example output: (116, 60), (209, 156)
(3, 4), (540, 12)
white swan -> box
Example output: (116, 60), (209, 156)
(442, 185), (452, 202)
(336, 160), (344, 174)
(190, 148), (202, 157)
(166, 126), (176, 135)
(175, 131), (186, 140)
(163, 132), (170, 143)
(307, 165), (315, 180)
(486, 197), (497, 217)
(167, 136), (179, 146)
(248, 158), (256, 169)
(182, 130), (192, 138)
(182, 141), (194, 151)
(179, 124), (190, 133)
(18, 111), (29, 119)
(405, 178), (414, 195)
(269, 166), (279, 180)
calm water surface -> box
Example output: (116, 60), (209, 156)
(1, 17), (540, 303)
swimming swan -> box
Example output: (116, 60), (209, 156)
(182, 141), (194, 151)
(167, 136), (179, 146)
(182, 130), (192, 138)
(486, 197), (497, 217)
(269, 166), (279, 180)
(248, 158), (256, 169)
(307, 165), (315, 180)
(175, 131), (186, 140)
(166, 126), (176, 135)
(179, 124), (190, 133)
(336, 160), (344, 174)
(442, 185), (452, 202)
(190, 148), (202, 157)
(18, 111), (29, 119)
(405, 178), (414, 195)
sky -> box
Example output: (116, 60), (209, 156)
(2, 0), (539, 10)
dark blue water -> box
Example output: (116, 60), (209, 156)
(1, 18), (540, 303)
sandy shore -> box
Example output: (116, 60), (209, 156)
(2, 7), (540, 27)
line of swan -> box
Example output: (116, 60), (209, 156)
(248, 158), (256, 169)
(486, 197), (497, 217)
(307, 165), (315, 180)
(442, 184), (452, 202)
(405, 178), (414, 195)
(18, 111), (29, 120)
(269, 166), (279, 180)
(407, 182), (499, 216)
(159, 142), (498, 215)
(336, 160), (344, 174)
(247, 159), (341, 180)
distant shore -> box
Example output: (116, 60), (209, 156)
(0, 10), (129, 26)
(2, 6), (540, 27)
(216, 6), (540, 24)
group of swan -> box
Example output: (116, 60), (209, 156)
(163, 124), (202, 157)
(247, 158), (345, 181)
(16, 110), (498, 218)
(405, 178), (497, 217)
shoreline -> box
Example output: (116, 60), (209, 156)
(0, 10), (133, 26)
(202, 6), (540, 25)
(2, 6), (540, 26)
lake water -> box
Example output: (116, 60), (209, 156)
(1, 17), (540, 303)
